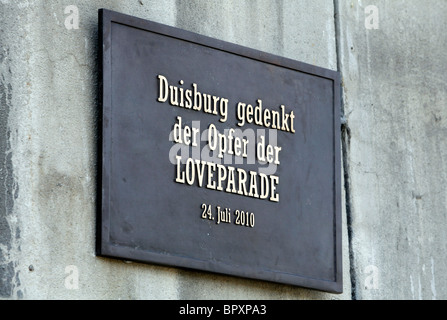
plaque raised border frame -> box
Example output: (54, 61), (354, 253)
(96, 8), (342, 293)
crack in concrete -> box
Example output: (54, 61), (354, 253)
(333, 0), (356, 300)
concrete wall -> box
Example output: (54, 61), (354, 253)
(0, 0), (349, 300)
(0, 0), (446, 300)
(337, 0), (447, 299)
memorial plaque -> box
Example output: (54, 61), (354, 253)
(97, 9), (342, 293)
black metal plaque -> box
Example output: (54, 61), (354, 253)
(97, 9), (342, 293)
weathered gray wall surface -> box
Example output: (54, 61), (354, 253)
(0, 0), (445, 300)
(0, 0), (349, 300)
(337, 0), (447, 299)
